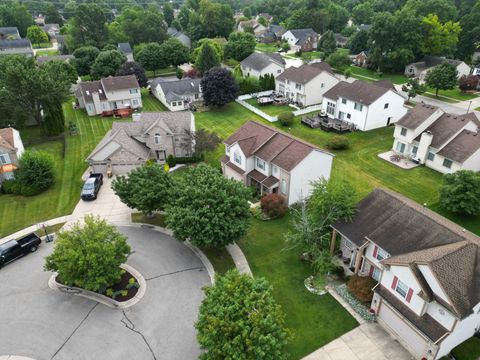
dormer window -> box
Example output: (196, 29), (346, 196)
(400, 127), (407, 136)
(154, 133), (160, 144)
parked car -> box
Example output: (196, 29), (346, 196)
(0, 233), (42, 268)
(81, 173), (103, 200)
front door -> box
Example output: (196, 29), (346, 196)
(339, 111), (345, 120)
(156, 150), (166, 162)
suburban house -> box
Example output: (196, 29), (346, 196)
(392, 103), (480, 174)
(256, 13), (273, 23)
(221, 121), (334, 206)
(74, 75), (142, 116)
(0, 27), (20, 40)
(167, 27), (191, 49)
(354, 51), (369, 67)
(334, 33), (349, 48)
(404, 56), (471, 80)
(240, 52), (285, 78)
(473, 51), (480, 64)
(275, 63), (339, 107)
(150, 77), (202, 111)
(87, 111), (195, 175)
(0, 39), (33, 57)
(256, 24), (286, 43)
(0, 128), (25, 184)
(42, 24), (60, 39)
(321, 79), (407, 131)
(281, 28), (319, 52)
(331, 188), (480, 360)
(237, 20), (266, 36)
(118, 43), (134, 62)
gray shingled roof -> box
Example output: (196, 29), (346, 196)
(0, 39), (32, 49)
(288, 28), (317, 45)
(396, 103), (439, 130)
(151, 78), (201, 103)
(118, 42), (132, 54)
(240, 52), (285, 71)
(437, 129), (480, 163)
(167, 28), (191, 48)
(276, 63), (329, 84)
(322, 80), (394, 105)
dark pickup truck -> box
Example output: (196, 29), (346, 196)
(81, 173), (103, 200)
(0, 233), (41, 268)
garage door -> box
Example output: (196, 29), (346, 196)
(92, 163), (108, 174)
(112, 164), (138, 176)
(378, 301), (429, 358)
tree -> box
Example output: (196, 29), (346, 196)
(136, 43), (167, 75)
(201, 67), (238, 107)
(194, 0), (235, 40)
(401, 77), (427, 102)
(421, 14), (461, 57)
(43, 103), (65, 136)
(439, 170), (480, 216)
(26, 25), (49, 45)
(116, 61), (148, 87)
(403, 0), (458, 22)
(42, 59), (78, 85)
(0, 1), (33, 37)
(90, 50), (127, 79)
(71, 46), (100, 76)
(66, 3), (108, 50)
(163, 3), (174, 26)
(352, 2), (375, 25)
(195, 42), (221, 75)
(226, 31), (256, 61)
(456, 2), (480, 60)
(257, 16), (268, 26)
(326, 3), (349, 32)
(459, 75), (479, 91)
(348, 30), (369, 54)
(112, 163), (174, 216)
(44, 216), (131, 292)
(196, 270), (288, 360)
(192, 38), (224, 64)
(160, 38), (191, 66)
(166, 163), (250, 248)
(425, 62), (458, 96)
(178, 5), (191, 30)
(318, 30), (336, 56)
(325, 49), (351, 70)
(184, 128), (221, 156)
(286, 8), (331, 34)
(14, 150), (55, 195)
(45, 2), (64, 27)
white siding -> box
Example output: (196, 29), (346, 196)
(458, 149), (480, 172)
(229, 143), (246, 172)
(364, 91), (407, 131)
(242, 62), (285, 78)
(425, 301), (456, 330)
(12, 128), (24, 157)
(417, 265), (450, 304)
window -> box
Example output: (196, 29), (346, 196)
(277, 69), (282, 74)
(172, 101), (176, 106)
(341, 98), (347, 104)
(132, 99), (138, 106)
(281, 179), (287, 194)
(347, 113), (351, 119)
(0, 153), (10, 164)
(338, 111), (345, 120)
(194, 93), (199, 99)
(354, 102), (363, 111)
(427, 152), (435, 161)
(154, 133), (161, 144)
(295, 83), (302, 90)
(272, 165), (278, 175)
(443, 158), (453, 169)
(400, 127), (407, 136)
(370, 266), (381, 281)
(396, 142), (406, 153)
(394, 278), (409, 298)
(233, 151), (242, 165)
(412, 145), (418, 155)
(256, 158), (266, 170)
(384, 103), (389, 109)
(374, 246), (388, 261)
(321, 83), (324, 88)
(286, 80), (290, 84)
(129, 88), (138, 94)
(326, 101), (336, 115)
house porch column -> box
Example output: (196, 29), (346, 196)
(329, 229), (337, 255)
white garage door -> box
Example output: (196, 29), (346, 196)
(378, 302), (429, 358)
(92, 163), (108, 174)
(112, 164), (138, 176)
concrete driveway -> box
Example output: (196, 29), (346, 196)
(0, 226), (210, 360)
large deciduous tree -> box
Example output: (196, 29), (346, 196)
(72, 46), (100, 76)
(116, 61), (148, 87)
(44, 2), (64, 27)
(421, 14), (461, 57)
(325, 49), (351, 70)
(195, 0), (235, 40)
(440, 170), (480, 216)
(26, 25), (49, 45)
(166, 164), (250, 247)
(195, 42), (221, 75)
(14, 150), (55, 195)
(225, 31), (256, 61)
(318, 30), (336, 56)
(67, 3), (108, 50)
(90, 50), (127, 79)
(192, 38), (224, 65)
(163, 3), (174, 26)
(425, 62), (458, 96)
(401, 77), (427, 102)
(201, 67), (238, 107)
(44, 216), (131, 292)
(456, 2), (480, 60)
(196, 270), (288, 360)
(0, 1), (33, 37)
(160, 38), (191, 66)
(348, 30), (369, 54)
(136, 43), (166, 75)
(112, 164), (174, 216)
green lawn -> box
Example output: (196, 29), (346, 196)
(238, 216), (358, 358)
(245, 98), (294, 116)
(343, 66), (408, 85)
(32, 42), (52, 49)
(141, 89), (168, 111)
(255, 43), (280, 53)
(451, 336), (480, 360)
(476, 106), (480, 111)
(424, 87), (479, 102)
(36, 49), (60, 56)
(145, 66), (177, 78)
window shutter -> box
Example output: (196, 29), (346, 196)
(372, 246), (378, 258)
(391, 276), (398, 290)
(369, 265), (374, 276)
(406, 288), (414, 303)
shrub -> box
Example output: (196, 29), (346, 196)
(326, 136), (350, 150)
(278, 111), (294, 126)
(260, 193), (287, 218)
(1, 179), (20, 194)
(167, 154), (177, 167)
(347, 274), (377, 303)
(176, 67), (183, 79)
(459, 75), (479, 91)
(14, 150), (55, 195)
(440, 170), (480, 216)
(344, 68), (352, 79)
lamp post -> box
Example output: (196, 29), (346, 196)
(41, 223), (52, 243)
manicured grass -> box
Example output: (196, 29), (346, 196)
(238, 216), (358, 358)
(36, 49), (60, 56)
(34, 222), (66, 237)
(451, 336), (480, 360)
(255, 42), (280, 53)
(32, 42), (52, 49)
(245, 98), (294, 116)
(145, 66), (177, 78)
(476, 106), (480, 111)
(422, 92), (459, 103)
(131, 213), (167, 227)
(141, 89), (168, 112)
(425, 87), (479, 102)
(344, 66), (408, 85)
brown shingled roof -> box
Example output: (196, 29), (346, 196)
(396, 103), (440, 130)
(437, 129), (480, 163)
(101, 75), (139, 92)
(322, 80), (394, 105)
(276, 64), (328, 84)
(0, 128), (15, 151)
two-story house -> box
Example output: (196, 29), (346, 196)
(275, 63), (339, 107)
(321, 79), (407, 131)
(87, 111), (195, 175)
(405, 57), (471, 81)
(221, 121), (334, 205)
(256, 25), (286, 43)
(331, 188), (480, 360)
(281, 28), (319, 52)
(393, 103), (480, 174)
(150, 77), (202, 111)
(74, 75), (142, 116)
(0, 128), (25, 185)
(240, 52), (285, 79)
(0, 39), (34, 57)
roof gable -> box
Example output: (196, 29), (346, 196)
(322, 80), (395, 105)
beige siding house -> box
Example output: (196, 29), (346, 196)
(0, 128), (25, 184)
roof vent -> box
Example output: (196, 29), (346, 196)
(461, 117), (465, 121)
(453, 116), (457, 119)
(86, 90), (90, 95)
(99, 89), (103, 93)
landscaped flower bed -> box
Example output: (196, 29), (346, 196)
(335, 284), (376, 322)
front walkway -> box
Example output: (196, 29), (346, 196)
(302, 323), (413, 360)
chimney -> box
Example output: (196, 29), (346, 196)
(132, 112), (142, 122)
(416, 130), (434, 164)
